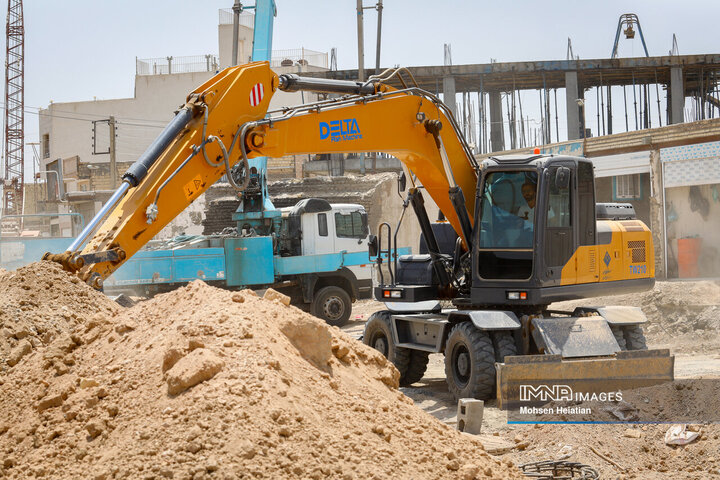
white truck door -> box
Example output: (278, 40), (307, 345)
(331, 207), (372, 288)
(302, 212), (333, 255)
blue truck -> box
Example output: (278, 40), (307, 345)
(104, 197), (406, 326)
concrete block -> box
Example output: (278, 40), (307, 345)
(456, 398), (484, 435)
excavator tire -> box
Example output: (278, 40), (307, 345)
(444, 322), (495, 401)
(623, 325), (648, 351)
(400, 351), (430, 387)
(363, 311), (410, 377)
(492, 331), (517, 362)
(610, 325), (627, 350)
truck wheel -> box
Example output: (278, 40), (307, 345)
(623, 325), (648, 351)
(444, 322), (496, 401)
(610, 326), (627, 350)
(363, 311), (410, 376)
(400, 351), (430, 387)
(312, 286), (352, 327)
(492, 331), (517, 362)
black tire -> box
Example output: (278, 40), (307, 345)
(492, 331), (517, 362)
(623, 325), (648, 351)
(610, 325), (627, 351)
(400, 351), (430, 387)
(444, 322), (496, 401)
(311, 286), (352, 327)
(363, 311), (410, 376)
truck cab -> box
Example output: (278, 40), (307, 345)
(279, 198), (372, 302)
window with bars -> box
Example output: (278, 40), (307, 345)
(42, 134), (50, 159)
(614, 174), (641, 199)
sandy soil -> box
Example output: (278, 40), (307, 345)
(344, 281), (720, 478)
(0, 262), (520, 480)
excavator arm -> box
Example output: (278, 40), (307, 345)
(244, 74), (478, 245)
(45, 62), (477, 287)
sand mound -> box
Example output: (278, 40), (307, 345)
(0, 262), (121, 371)
(0, 263), (519, 479)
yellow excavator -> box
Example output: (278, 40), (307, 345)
(45, 61), (673, 408)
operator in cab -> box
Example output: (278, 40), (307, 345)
(517, 182), (536, 222)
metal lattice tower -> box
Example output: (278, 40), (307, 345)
(2, 0), (24, 215)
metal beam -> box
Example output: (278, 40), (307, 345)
(307, 54), (720, 94)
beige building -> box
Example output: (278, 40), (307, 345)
(38, 9), (328, 238)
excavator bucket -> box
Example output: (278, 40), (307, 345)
(496, 348), (675, 410)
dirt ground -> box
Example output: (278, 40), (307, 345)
(345, 280), (720, 478)
(3, 265), (718, 479)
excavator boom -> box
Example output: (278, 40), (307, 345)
(45, 63), (476, 287)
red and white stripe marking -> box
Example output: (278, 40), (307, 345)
(249, 82), (264, 107)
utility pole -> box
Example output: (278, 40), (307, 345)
(356, 0), (365, 82)
(375, 0), (383, 75)
(108, 116), (117, 189)
(232, 0), (241, 66)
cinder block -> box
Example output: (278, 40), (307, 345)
(456, 398), (484, 435)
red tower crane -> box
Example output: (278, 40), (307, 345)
(2, 0), (24, 216)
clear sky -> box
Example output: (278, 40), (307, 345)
(5, 0), (720, 170)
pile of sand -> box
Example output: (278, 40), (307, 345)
(0, 262), (519, 479)
(0, 262), (121, 370)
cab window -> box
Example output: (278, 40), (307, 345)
(478, 171), (537, 249)
(477, 170), (536, 280)
(317, 213), (328, 237)
(335, 211), (367, 238)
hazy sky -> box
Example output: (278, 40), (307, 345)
(6, 0), (720, 164)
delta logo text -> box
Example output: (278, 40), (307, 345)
(517, 385), (623, 416)
(319, 118), (362, 142)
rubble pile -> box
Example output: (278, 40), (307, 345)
(0, 262), (518, 479)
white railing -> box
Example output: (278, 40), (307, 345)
(271, 48), (328, 69)
(218, 8), (255, 27)
(136, 55), (219, 76)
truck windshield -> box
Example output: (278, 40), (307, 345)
(478, 171), (537, 249)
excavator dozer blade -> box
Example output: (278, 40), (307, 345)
(496, 349), (674, 410)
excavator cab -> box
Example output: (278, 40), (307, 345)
(469, 155), (655, 308)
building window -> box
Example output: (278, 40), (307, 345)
(614, 174), (642, 200)
(42, 134), (50, 159)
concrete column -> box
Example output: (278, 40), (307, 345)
(649, 149), (666, 278)
(670, 67), (684, 124)
(565, 71), (582, 140)
(442, 76), (457, 117)
(489, 91), (504, 152)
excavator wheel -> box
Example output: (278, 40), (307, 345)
(610, 326), (627, 350)
(444, 322), (496, 401)
(623, 325), (648, 351)
(492, 331), (517, 362)
(400, 351), (430, 387)
(363, 311), (410, 377)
